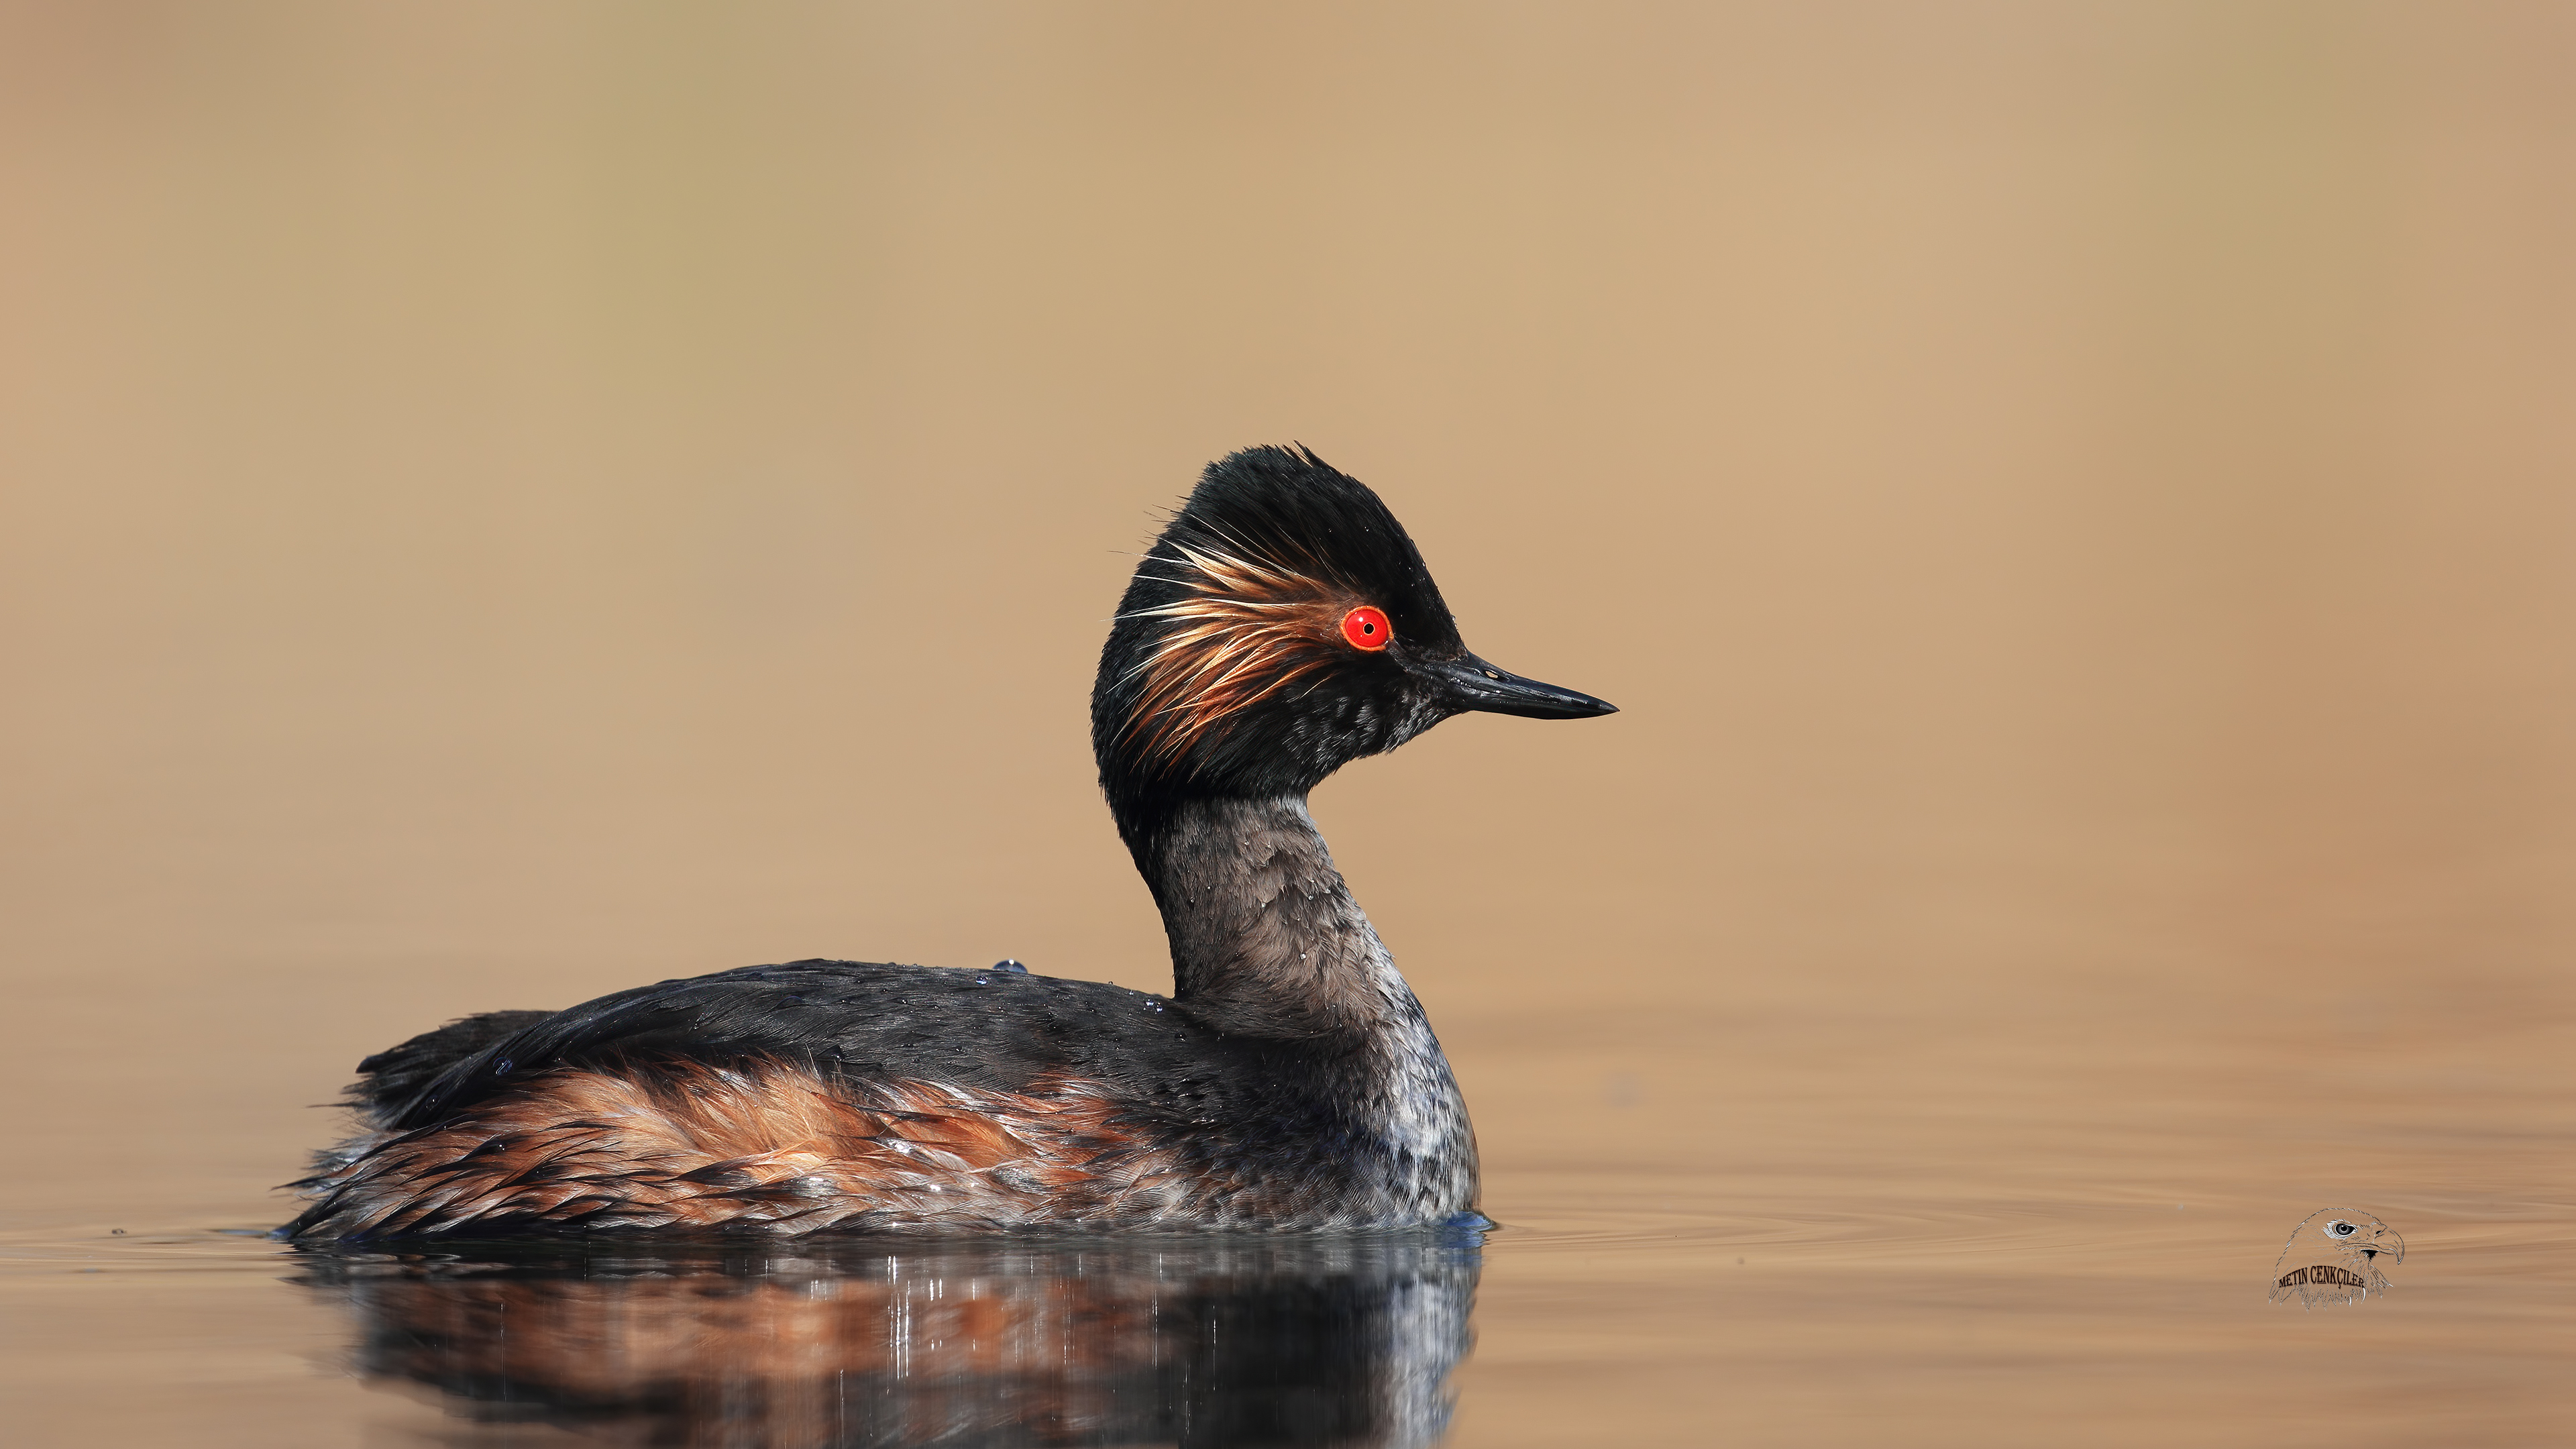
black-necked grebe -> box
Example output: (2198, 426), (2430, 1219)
(286, 446), (1614, 1238)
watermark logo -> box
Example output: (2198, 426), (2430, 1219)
(2270, 1208), (2402, 1308)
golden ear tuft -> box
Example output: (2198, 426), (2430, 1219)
(1116, 542), (1360, 772)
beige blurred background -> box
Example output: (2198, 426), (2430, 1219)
(1, 3), (2572, 1442)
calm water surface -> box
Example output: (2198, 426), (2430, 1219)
(5, 1000), (2568, 1446)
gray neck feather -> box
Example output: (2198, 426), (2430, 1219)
(1142, 795), (1410, 1033)
(1140, 794), (1479, 1218)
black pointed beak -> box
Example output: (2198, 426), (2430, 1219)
(1424, 653), (1618, 720)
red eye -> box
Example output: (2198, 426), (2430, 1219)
(1340, 605), (1392, 651)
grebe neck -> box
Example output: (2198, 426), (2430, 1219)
(1132, 794), (1413, 1038)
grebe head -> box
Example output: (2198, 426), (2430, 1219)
(1093, 446), (1614, 828)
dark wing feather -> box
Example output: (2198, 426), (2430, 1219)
(347, 1010), (556, 1126)
(380, 960), (1189, 1131)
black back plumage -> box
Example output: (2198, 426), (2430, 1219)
(299, 959), (1385, 1236)
(371, 963), (1140, 1131)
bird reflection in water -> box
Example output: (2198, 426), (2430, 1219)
(290, 1229), (1482, 1447)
